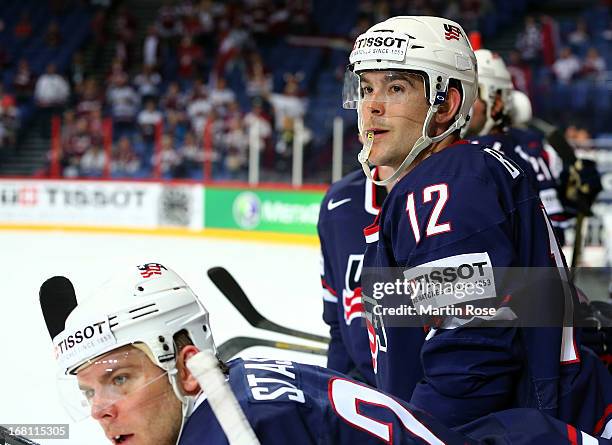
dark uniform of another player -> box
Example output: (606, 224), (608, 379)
(318, 169), (391, 385)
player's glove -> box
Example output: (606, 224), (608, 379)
(579, 300), (612, 372)
(562, 159), (603, 215)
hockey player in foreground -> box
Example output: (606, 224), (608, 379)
(46, 263), (610, 444)
(346, 15), (611, 431)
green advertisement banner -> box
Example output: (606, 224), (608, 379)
(204, 188), (325, 235)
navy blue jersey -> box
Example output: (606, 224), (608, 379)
(180, 357), (473, 445)
(317, 169), (388, 385)
(470, 130), (564, 226)
(362, 140), (611, 430)
(507, 127), (567, 225)
(179, 358), (611, 444)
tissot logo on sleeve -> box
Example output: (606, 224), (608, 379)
(327, 198), (351, 211)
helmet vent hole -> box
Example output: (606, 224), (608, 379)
(202, 325), (208, 332)
(137, 286), (144, 292)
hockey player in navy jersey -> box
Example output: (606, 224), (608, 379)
(45, 263), (611, 445)
(343, 15), (612, 432)
(318, 165), (422, 386)
(464, 49), (566, 235)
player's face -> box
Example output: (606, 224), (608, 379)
(467, 97), (487, 136)
(359, 71), (429, 169)
(77, 346), (182, 445)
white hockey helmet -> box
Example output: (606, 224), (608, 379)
(474, 49), (514, 135)
(53, 263), (215, 422)
(510, 89), (533, 126)
(343, 16), (478, 185)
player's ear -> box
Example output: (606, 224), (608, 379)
(177, 345), (201, 395)
(434, 86), (462, 127)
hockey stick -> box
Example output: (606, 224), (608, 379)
(217, 336), (327, 361)
(0, 426), (40, 445)
(187, 350), (261, 445)
(207, 267), (329, 344)
(39, 276), (78, 339)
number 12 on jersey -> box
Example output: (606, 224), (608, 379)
(405, 184), (451, 244)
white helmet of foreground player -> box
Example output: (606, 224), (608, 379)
(53, 263), (215, 436)
(473, 49), (514, 135)
(343, 16), (478, 185)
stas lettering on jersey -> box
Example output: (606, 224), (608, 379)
(350, 32), (409, 63)
(244, 359), (306, 403)
(53, 318), (116, 371)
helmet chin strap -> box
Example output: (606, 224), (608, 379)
(359, 105), (466, 186)
(168, 364), (198, 445)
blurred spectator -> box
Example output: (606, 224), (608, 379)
(268, 1), (290, 36)
(275, 115), (312, 171)
(178, 130), (203, 177)
(60, 110), (77, 147)
(187, 88), (211, 136)
(197, 0), (223, 52)
(178, 36), (204, 83)
(143, 26), (160, 68)
(68, 52), (87, 95)
(243, 98), (272, 151)
(106, 73), (139, 139)
(134, 64), (162, 102)
(288, 0), (313, 35)
(111, 136), (141, 177)
(107, 58), (128, 85)
(516, 16), (542, 69)
(75, 78), (102, 118)
(245, 0), (272, 41)
(161, 81), (187, 123)
(213, 17), (251, 79)
(46, 20), (62, 48)
(223, 115), (248, 177)
(268, 73), (307, 131)
(34, 64), (70, 108)
(209, 77), (236, 115)
(539, 15), (559, 67)
(13, 59), (34, 104)
(245, 53), (273, 98)
(552, 47), (581, 84)
(80, 144), (106, 177)
(182, 2), (203, 38)
(507, 50), (532, 95)
(154, 134), (181, 178)
(113, 5), (138, 68)
(137, 99), (163, 144)
(581, 47), (606, 81)
(568, 18), (590, 48)
(157, 4), (182, 40)
(0, 85), (17, 148)
(567, 126), (594, 151)
(88, 108), (105, 138)
(14, 12), (32, 40)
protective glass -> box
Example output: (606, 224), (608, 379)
(343, 69), (427, 110)
(58, 345), (170, 422)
